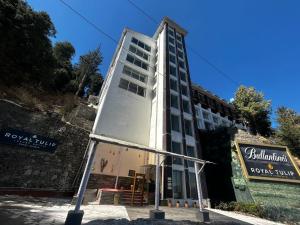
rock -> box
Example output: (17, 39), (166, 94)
(24, 169), (32, 176)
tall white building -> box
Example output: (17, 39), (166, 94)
(90, 17), (245, 203)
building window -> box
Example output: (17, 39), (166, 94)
(197, 119), (203, 129)
(186, 146), (195, 167)
(129, 45), (149, 61)
(169, 54), (176, 64)
(123, 65), (147, 83)
(119, 78), (146, 97)
(178, 51), (184, 59)
(168, 28), (174, 37)
(177, 42), (183, 50)
(131, 37), (151, 52)
(169, 45), (175, 54)
(189, 173), (198, 199)
(171, 114), (180, 132)
(176, 34), (182, 41)
(180, 71), (186, 82)
(126, 54), (149, 71)
(184, 119), (193, 136)
(170, 79), (178, 91)
(182, 100), (190, 113)
(170, 65), (177, 77)
(171, 94), (179, 109)
(173, 170), (183, 198)
(169, 36), (175, 44)
(171, 142), (182, 165)
(178, 60), (185, 69)
(181, 85), (188, 96)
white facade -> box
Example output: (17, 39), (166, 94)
(93, 17), (244, 202)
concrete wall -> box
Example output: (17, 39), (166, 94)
(94, 29), (156, 146)
(0, 100), (89, 192)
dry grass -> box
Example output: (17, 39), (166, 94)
(0, 84), (79, 114)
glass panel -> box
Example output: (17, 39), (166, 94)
(170, 79), (177, 91)
(171, 114), (180, 132)
(186, 146), (195, 167)
(170, 54), (176, 64)
(126, 54), (134, 63)
(137, 86), (145, 96)
(173, 170), (183, 199)
(128, 82), (137, 93)
(180, 71), (186, 81)
(170, 65), (176, 77)
(189, 173), (198, 199)
(171, 95), (178, 108)
(184, 119), (193, 136)
(172, 142), (182, 165)
(183, 100), (190, 113)
(181, 85), (188, 96)
(119, 78), (129, 90)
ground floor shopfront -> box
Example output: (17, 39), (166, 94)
(86, 142), (204, 206)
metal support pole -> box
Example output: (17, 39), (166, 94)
(74, 140), (97, 212)
(154, 153), (160, 210)
(194, 162), (204, 212)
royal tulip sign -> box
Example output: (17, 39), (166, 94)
(235, 142), (300, 183)
(0, 128), (58, 153)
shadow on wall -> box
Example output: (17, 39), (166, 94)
(199, 126), (238, 207)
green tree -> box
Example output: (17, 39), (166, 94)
(52, 41), (75, 91)
(275, 107), (300, 157)
(74, 47), (103, 96)
(233, 85), (272, 136)
(0, 0), (56, 88)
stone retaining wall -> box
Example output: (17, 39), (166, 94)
(0, 100), (90, 192)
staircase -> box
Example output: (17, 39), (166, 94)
(98, 189), (147, 206)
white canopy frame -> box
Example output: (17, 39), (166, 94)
(65, 134), (214, 224)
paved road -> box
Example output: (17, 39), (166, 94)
(126, 206), (251, 225)
(0, 195), (253, 225)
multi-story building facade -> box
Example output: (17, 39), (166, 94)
(90, 17), (245, 203)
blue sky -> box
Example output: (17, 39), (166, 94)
(28, 0), (300, 126)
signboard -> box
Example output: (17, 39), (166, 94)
(0, 128), (58, 153)
(235, 142), (300, 183)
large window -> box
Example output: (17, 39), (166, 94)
(129, 45), (149, 61)
(186, 146), (195, 167)
(182, 100), (190, 114)
(170, 65), (177, 77)
(189, 173), (198, 199)
(169, 36), (175, 44)
(123, 65), (147, 83)
(178, 60), (185, 69)
(173, 170), (183, 199)
(177, 42), (183, 50)
(171, 94), (179, 109)
(178, 51), (184, 59)
(171, 142), (182, 165)
(118, 78), (146, 97)
(184, 119), (193, 136)
(126, 54), (149, 71)
(171, 114), (180, 132)
(169, 45), (175, 54)
(131, 37), (151, 52)
(170, 79), (178, 92)
(179, 71), (186, 82)
(169, 54), (176, 64)
(181, 85), (189, 96)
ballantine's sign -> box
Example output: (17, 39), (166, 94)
(235, 142), (300, 183)
(0, 128), (58, 153)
